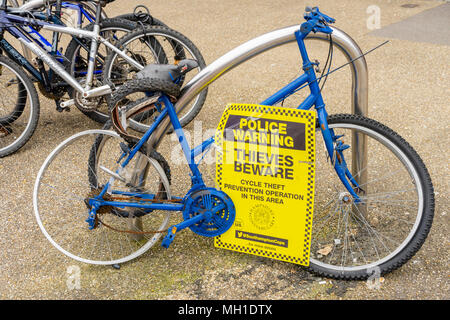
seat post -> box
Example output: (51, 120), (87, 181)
(95, 1), (103, 22)
(54, 0), (62, 17)
(83, 1), (104, 90)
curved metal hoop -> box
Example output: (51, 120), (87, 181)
(147, 25), (368, 191)
(148, 25), (368, 147)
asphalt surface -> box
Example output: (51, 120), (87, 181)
(0, 0), (448, 299)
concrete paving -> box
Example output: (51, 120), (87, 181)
(370, 2), (450, 45)
(0, 0), (448, 300)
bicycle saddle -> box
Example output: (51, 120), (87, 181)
(134, 59), (199, 83)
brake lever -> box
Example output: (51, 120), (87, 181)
(302, 6), (334, 34)
(315, 7), (336, 24)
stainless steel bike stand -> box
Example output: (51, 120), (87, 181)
(148, 25), (369, 194)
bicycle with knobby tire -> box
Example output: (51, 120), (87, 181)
(34, 7), (434, 280)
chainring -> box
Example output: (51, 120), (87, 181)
(182, 188), (235, 237)
(37, 79), (67, 100)
(72, 79), (106, 112)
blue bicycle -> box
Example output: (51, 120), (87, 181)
(33, 7), (434, 280)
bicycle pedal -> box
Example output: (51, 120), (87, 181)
(85, 211), (98, 230)
(55, 99), (74, 113)
(161, 227), (177, 249)
(55, 102), (70, 113)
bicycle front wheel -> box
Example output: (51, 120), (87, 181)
(33, 130), (172, 265)
(309, 114), (434, 279)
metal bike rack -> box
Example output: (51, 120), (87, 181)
(148, 25), (368, 188)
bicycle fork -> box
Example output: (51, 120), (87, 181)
(316, 106), (363, 203)
(294, 29), (363, 203)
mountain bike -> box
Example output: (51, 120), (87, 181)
(11, 0), (199, 124)
(33, 7), (434, 280)
(0, 0), (206, 157)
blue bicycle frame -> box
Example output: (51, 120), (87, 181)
(87, 8), (363, 230)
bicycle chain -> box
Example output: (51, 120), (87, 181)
(87, 188), (182, 235)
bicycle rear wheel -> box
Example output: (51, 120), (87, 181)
(33, 130), (172, 265)
(309, 114), (434, 279)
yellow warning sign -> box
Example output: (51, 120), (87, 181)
(214, 104), (316, 266)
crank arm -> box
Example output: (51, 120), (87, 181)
(60, 99), (75, 109)
(161, 212), (206, 248)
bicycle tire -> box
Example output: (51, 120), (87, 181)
(0, 81), (27, 125)
(113, 13), (168, 28)
(308, 114), (434, 279)
(108, 78), (180, 143)
(111, 14), (189, 77)
(0, 55), (40, 158)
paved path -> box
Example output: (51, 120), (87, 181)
(0, 0), (448, 299)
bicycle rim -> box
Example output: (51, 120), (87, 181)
(33, 130), (171, 265)
(0, 58), (38, 157)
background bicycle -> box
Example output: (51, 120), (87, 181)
(0, 0), (206, 157)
